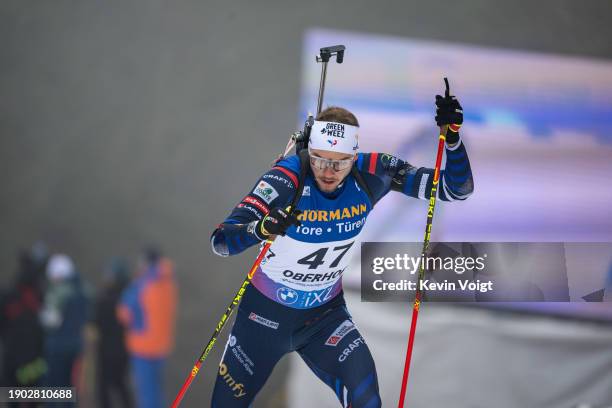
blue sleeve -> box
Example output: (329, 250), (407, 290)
(437, 138), (474, 201)
(210, 156), (299, 256)
(354, 152), (400, 203)
(356, 136), (473, 202)
(403, 137), (474, 201)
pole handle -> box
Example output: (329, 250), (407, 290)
(444, 77), (450, 98)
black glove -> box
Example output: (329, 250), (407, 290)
(255, 207), (302, 239)
(435, 94), (463, 126)
(435, 94), (463, 145)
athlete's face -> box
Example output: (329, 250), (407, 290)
(309, 148), (356, 193)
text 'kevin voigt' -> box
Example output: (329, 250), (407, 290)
(371, 278), (493, 293)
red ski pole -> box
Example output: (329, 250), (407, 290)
(397, 78), (451, 408)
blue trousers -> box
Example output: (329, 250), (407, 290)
(211, 284), (381, 407)
(131, 356), (165, 408)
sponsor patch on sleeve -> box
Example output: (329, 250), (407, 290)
(236, 204), (264, 219)
(253, 181), (279, 204)
(242, 196), (269, 213)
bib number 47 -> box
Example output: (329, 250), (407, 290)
(297, 242), (354, 270)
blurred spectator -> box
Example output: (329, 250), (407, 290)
(40, 254), (90, 399)
(0, 249), (47, 404)
(92, 258), (133, 408)
(29, 241), (50, 292)
(118, 248), (177, 408)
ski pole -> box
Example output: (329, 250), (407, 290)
(170, 237), (275, 408)
(397, 78), (451, 408)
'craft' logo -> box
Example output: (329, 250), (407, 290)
(338, 337), (364, 362)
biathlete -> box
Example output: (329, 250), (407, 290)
(210, 93), (473, 407)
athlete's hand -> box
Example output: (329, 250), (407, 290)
(435, 94), (463, 126)
(435, 94), (463, 145)
(256, 207), (302, 239)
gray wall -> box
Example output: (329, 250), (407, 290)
(1, 1), (611, 406)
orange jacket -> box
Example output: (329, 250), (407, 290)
(117, 258), (177, 358)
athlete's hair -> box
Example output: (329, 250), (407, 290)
(316, 106), (359, 127)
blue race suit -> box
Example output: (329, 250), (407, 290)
(210, 138), (473, 407)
